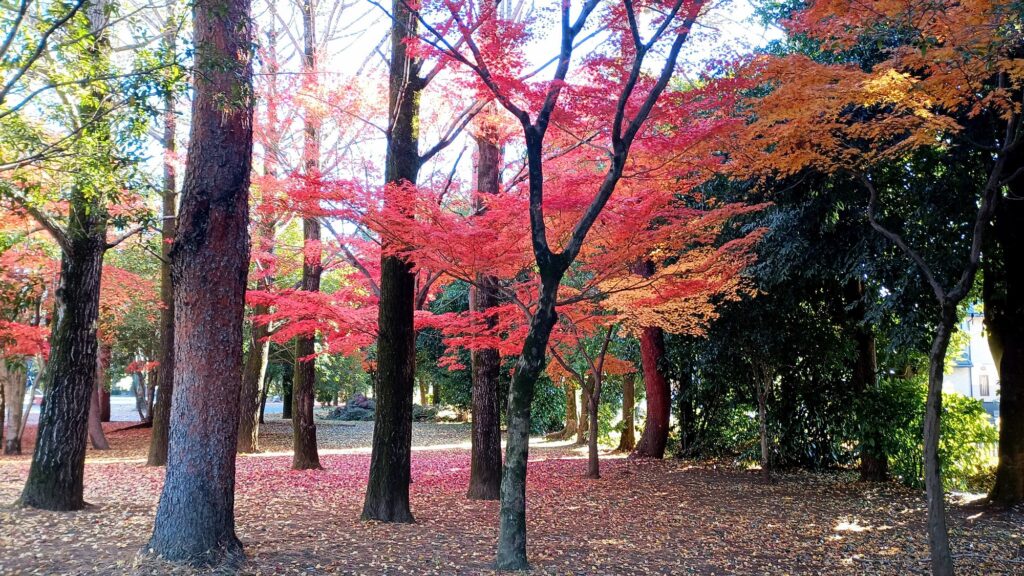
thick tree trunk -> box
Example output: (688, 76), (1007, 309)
(147, 21), (178, 467)
(617, 372), (636, 452)
(496, 282), (560, 571)
(987, 175), (1024, 506)
(924, 310), (955, 576)
(632, 327), (670, 459)
(98, 342), (111, 422)
(845, 279), (888, 481)
(292, 337), (321, 469)
(19, 230), (105, 511)
(362, 0), (422, 523)
(145, 0), (253, 563)
(467, 132), (503, 500)
(237, 313), (269, 454)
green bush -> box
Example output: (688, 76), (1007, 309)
(530, 376), (566, 435)
(881, 375), (998, 491)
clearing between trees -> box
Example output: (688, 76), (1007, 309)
(0, 421), (1019, 575)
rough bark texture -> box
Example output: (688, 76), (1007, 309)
(988, 161), (1024, 506)
(362, 0), (421, 523)
(292, 338), (321, 469)
(617, 373), (636, 452)
(147, 23), (178, 467)
(467, 132), (503, 501)
(145, 0), (253, 563)
(632, 327), (670, 459)
(19, 217), (105, 511)
(496, 283), (559, 571)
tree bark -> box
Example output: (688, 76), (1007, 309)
(237, 312), (270, 454)
(145, 0), (253, 563)
(632, 327), (670, 459)
(617, 372), (636, 452)
(755, 364), (771, 481)
(19, 220), (105, 510)
(281, 361), (293, 420)
(290, 0), (322, 472)
(586, 373), (602, 479)
(362, 0), (422, 523)
(2, 362), (25, 455)
(845, 279), (888, 481)
(987, 164), (1024, 506)
(467, 131), (503, 500)
(577, 381), (591, 445)
(496, 281), (560, 571)
(147, 17), (178, 467)
(258, 371), (270, 424)
(924, 308), (955, 576)
(87, 347), (110, 450)
(98, 342), (111, 422)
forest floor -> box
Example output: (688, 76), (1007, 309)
(0, 419), (1021, 575)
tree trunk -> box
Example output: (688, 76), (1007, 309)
(676, 366), (696, 458)
(19, 0), (113, 511)
(467, 131), (503, 500)
(98, 342), (111, 422)
(87, 377), (110, 450)
(145, 0), (253, 563)
(237, 311), (270, 453)
(987, 172), (1024, 506)
(2, 362), (24, 453)
(292, 338), (321, 470)
(632, 327), (670, 459)
(924, 308), (955, 576)
(19, 226), (105, 511)
(290, 0), (321, 473)
(88, 345), (110, 449)
(845, 280), (888, 481)
(147, 16), (178, 467)
(755, 365), (771, 481)
(258, 372), (270, 424)
(419, 379), (429, 405)
(586, 373), (602, 479)
(281, 362), (293, 420)
(496, 281), (560, 571)
(617, 372), (636, 452)
(2, 362), (25, 455)
(362, 0), (422, 523)
(577, 380), (590, 445)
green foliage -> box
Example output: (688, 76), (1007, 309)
(879, 374), (998, 491)
(315, 353), (370, 404)
(530, 375), (565, 435)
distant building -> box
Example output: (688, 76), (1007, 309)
(947, 309), (1000, 421)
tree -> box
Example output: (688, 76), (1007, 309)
(735, 0), (1023, 571)
(145, 0), (254, 563)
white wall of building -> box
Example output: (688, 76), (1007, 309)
(946, 313), (999, 402)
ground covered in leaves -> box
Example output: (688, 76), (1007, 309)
(0, 420), (1021, 575)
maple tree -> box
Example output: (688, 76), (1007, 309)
(733, 0), (1023, 572)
